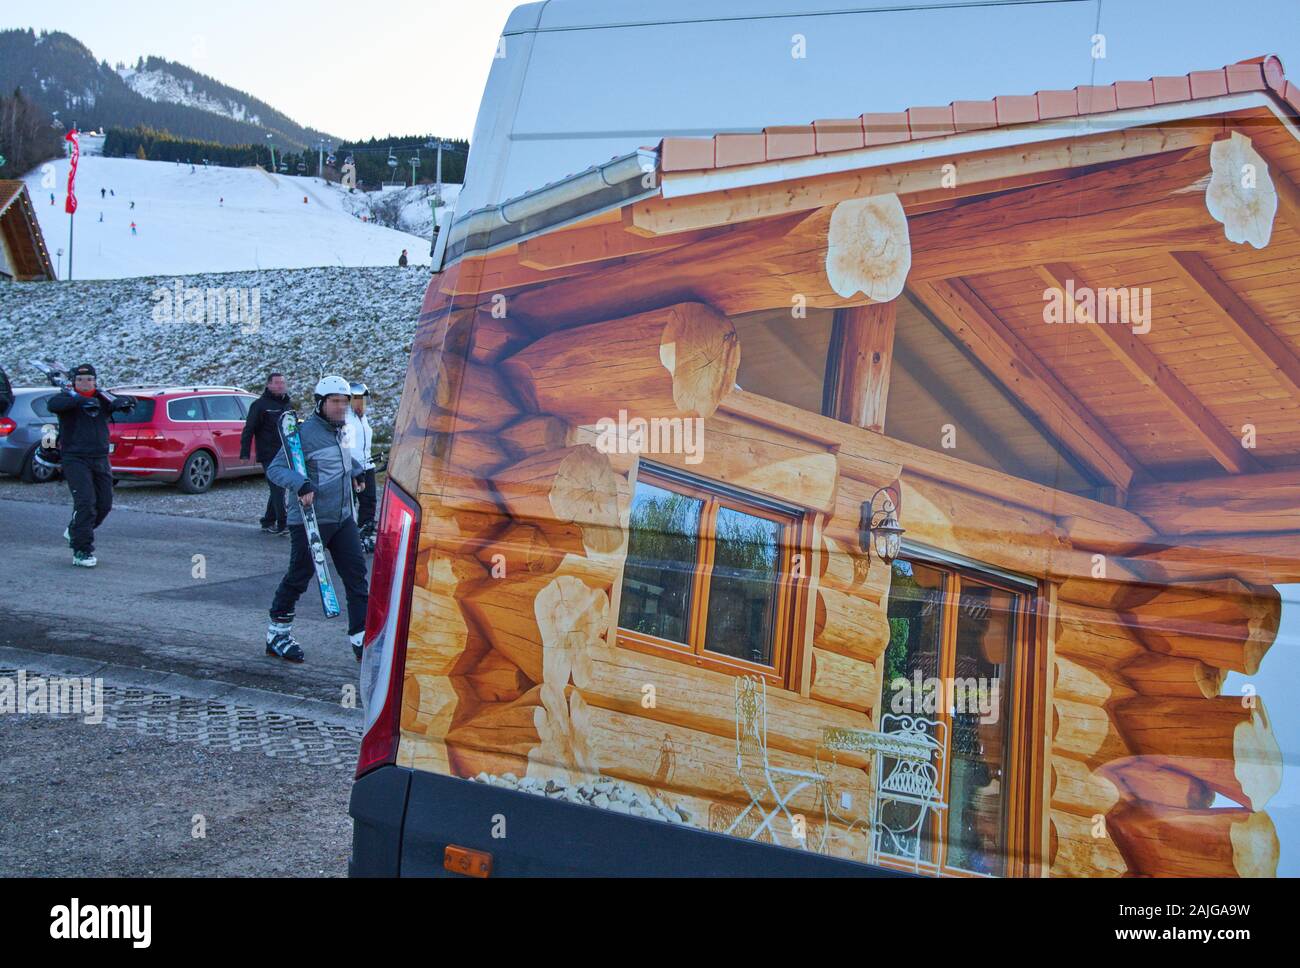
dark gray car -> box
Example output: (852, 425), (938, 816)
(0, 385), (61, 482)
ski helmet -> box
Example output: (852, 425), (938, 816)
(314, 375), (352, 418)
(349, 381), (370, 398)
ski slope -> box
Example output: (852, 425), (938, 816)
(23, 154), (434, 279)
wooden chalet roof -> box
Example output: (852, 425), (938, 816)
(0, 181), (56, 282)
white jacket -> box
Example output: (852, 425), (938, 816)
(343, 409), (375, 471)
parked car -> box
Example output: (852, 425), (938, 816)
(108, 385), (262, 493)
(0, 381), (62, 483)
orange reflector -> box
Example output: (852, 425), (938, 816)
(444, 845), (492, 878)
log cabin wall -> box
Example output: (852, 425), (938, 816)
(387, 93), (1296, 875)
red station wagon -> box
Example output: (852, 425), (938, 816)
(108, 385), (262, 493)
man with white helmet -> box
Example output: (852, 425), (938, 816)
(264, 375), (370, 662)
(343, 381), (377, 552)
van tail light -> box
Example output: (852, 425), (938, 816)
(356, 479), (420, 779)
(0, 417), (15, 437)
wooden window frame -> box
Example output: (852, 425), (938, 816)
(875, 553), (1045, 879)
(615, 464), (807, 688)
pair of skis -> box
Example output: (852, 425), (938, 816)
(279, 411), (341, 618)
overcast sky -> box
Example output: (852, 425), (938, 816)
(3, 0), (522, 141)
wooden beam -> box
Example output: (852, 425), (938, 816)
(1165, 250), (1300, 400)
(913, 278), (1140, 494)
(517, 216), (713, 270)
(632, 122), (1223, 236)
(1035, 263), (1256, 475)
(1240, 132), (1300, 238)
(1129, 467), (1300, 535)
(831, 301), (895, 432)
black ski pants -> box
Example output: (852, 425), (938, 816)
(269, 517), (369, 635)
(356, 469), (377, 530)
(64, 455), (114, 554)
(259, 459), (287, 530)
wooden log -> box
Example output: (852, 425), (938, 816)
(528, 682), (578, 783)
(1131, 533), (1300, 587)
(1054, 601), (1147, 668)
(468, 312), (532, 364)
(466, 650), (532, 703)
(1052, 698), (1131, 772)
(1048, 809), (1128, 877)
(398, 675), (479, 776)
(1050, 755), (1121, 817)
(643, 411), (839, 513)
(1122, 652), (1226, 699)
(406, 547), (489, 678)
(426, 361), (522, 434)
(1130, 469), (1300, 536)
(459, 555), (614, 685)
(418, 479), (507, 552)
(1105, 758), (1214, 810)
(833, 301), (897, 431)
(1112, 696), (1282, 811)
(814, 586), (890, 663)
(473, 522), (565, 580)
(571, 642), (874, 768)
(501, 301), (740, 422)
(448, 431), (519, 477)
(809, 647), (878, 713)
(491, 445), (627, 557)
(444, 685), (544, 761)
(1108, 802), (1278, 877)
(497, 415), (581, 457)
(1053, 655), (1136, 707)
(1122, 580), (1281, 675)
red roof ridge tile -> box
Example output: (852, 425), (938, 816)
(658, 55), (1295, 174)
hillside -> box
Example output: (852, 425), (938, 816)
(24, 154), (433, 279)
(0, 265), (427, 443)
(0, 29), (335, 152)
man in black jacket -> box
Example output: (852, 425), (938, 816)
(240, 372), (295, 534)
(46, 364), (136, 567)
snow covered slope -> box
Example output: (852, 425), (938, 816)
(24, 155), (433, 279)
(119, 66), (262, 125)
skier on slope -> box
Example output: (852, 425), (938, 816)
(46, 364), (137, 567)
(264, 375), (369, 663)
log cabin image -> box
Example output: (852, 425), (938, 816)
(368, 49), (1300, 877)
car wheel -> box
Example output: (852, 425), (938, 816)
(178, 450), (216, 494)
(21, 445), (57, 484)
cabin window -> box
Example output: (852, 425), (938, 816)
(730, 307), (837, 414)
(616, 465), (802, 684)
(882, 556), (1035, 876)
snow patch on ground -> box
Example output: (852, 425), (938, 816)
(118, 67), (261, 125)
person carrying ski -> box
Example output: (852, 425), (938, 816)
(343, 382), (377, 550)
(264, 375), (369, 663)
(240, 371), (295, 533)
(46, 364), (137, 567)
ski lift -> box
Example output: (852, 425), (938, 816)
(386, 148), (398, 170)
(384, 147), (402, 188)
(278, 162), (289, 173)
(296, 160), (306, 173)
(326, 153), (336, 167)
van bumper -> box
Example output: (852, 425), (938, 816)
(348, 765), (914, 877)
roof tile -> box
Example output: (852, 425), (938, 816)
(1226, 62), (1267, 92)
(1036, 89), (1078, 119)
(1076, 85), (1119, 114)
(1262, 55), (1286, 92)
(907, 105), (954, 140)
(993, 94), (1038, 125)
(714, 133), (766, 168)
(765, 125), (816, 161)
(1189, 69), (1229, 98)
(952, 100), (997, 132)
(1284, 81), (1300, 116)
(813, 118), (865, 154)
(861, 112), (910, 146)
(1152, 75), (1193, 104)
(1114, 80), (1155, 109)
(660, 137), (715, 172)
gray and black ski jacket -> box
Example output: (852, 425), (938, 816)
(266, 413), (366, 526)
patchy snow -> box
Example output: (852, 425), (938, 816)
(24, 155), (433, 279)
(340, 181), (461, 239)
(118, 67), (261, 125)
(0, 266), (430, 443)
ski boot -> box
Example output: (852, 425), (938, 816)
(350, 631), (364, 662)
(266, 614), (305, 662)
(63, 526), (72, 547)
(72, 550), (97, 568)
(359, 522), (377, 554)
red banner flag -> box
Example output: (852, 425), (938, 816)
(64, 129), (79, 215)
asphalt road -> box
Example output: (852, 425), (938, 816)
(0, 494), (367, 703)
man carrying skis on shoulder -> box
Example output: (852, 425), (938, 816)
(264, 375), (369, 663)
(47, 364), (137, 567)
